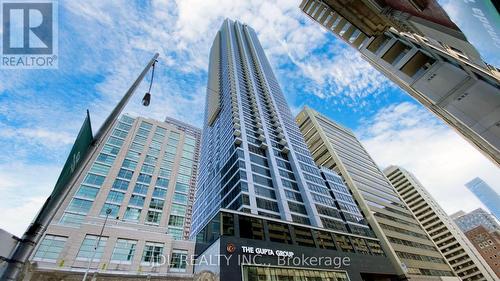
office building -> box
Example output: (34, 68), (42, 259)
(296, 107), (458, 280)
(465, 178), (500, 220)
(452, 209), (500, 233)
(299, 0), (500, 166)
(464, 226), (500, 278)
(384, 165), (497, 281)
(28, 115), (201, 280)
(191, 19), (399, 281)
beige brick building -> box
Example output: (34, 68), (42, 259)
(296, 107), (459, 280)
(28, 115), (201, 280)
(384, 165), (497, 281)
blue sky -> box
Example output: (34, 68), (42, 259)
(0, 0), (499, 236)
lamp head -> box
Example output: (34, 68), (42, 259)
(142, 92), (151, 106)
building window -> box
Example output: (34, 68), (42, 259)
(152, 187), (167, 199)
(102, 144), (120, 155)
(76, 235), (107, 261)
(239, 216), (264, 240)
(169, 250), (188, 272)
(111, 239), (137, 263)
(83, 173), (105, 186)
(107, 136), (124, 147)
(168, 228), (184, 240)
(112, 179), (130, 191)
(75, 185), (99, 200)
(137, 173), (152, 184)
(144, 155), (158, 165)
(59, 212), (85, 227)
(168, 215), (185, 227)
(351, 237), (370, 254)
(106, 190), (125, 204)
(100, 203), (120, 217)
(294, 226), (315, 247)
(366, 34), (390, 53)
(156, 177), (169, 188)
(66, 198), (93, 214)
(120, 115), (135, 124)
(142, 242), (164, 264)
(33, 235), (67, 262)
(317, 231), (336, 250)
(173, 193), (188, 204)
(141, 164), (155, 174)
(96, 153), (116, 166)
(256, 198), (279, 212)
(146, 210), (162, 224)
(133, 183), (148, 195)
(170, 204), (186, 216)
(335, 234), (355, 253)
(128, 195), (145, 207)
(121, 159), (137, 170)
(175, 182), (189, 193)
(149, 198), (164, 210)
(366, 240), (385, 256)
(400, 51), (435, 78)
(89, 163), (110, 176)
(381, 41), (411, 65)
(126, 151), (141, 163)
(268, 221), (292, 244)
(123, 207), (141, 222)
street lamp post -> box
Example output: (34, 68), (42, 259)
(1, 52), (159, 281)
(82, 208), (112, 281)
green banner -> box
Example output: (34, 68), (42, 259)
(38, 111), (94, 219)
(53, 110), (93, 196)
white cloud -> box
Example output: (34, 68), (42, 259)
(0, 162), (60, 236)
(0, 197), (47, 237)
(0, 125), (74, 146)
(358, 102), (500, 215)
(58, 0), (388, 131)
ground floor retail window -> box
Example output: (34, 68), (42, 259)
(242, 265), (349, 281)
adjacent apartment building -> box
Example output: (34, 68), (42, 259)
(299, 0), (500, 166)
(296, 107), (458, 280)
(191, 19), (400, 281)
(384, 165), (497, 281)
(465, 178), (500, 221)
(464, 226), (500, 279)
(28, 115), (201, 280)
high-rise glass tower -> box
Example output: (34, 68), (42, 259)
(452, 208), (500, 233)
(296, 107), (458, 280)
(191, 19), (399, 281)
(29, 115), (200, 280)
(465, 178), (500, 220)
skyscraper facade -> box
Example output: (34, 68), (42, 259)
(465, 178), (500, 220)
(296, 107), (458, 280)
(191, 19), (399, 281)
(452, 209), (500, 233)
(299, 0), (500, 166)
(384, 165), (497, 281)
(29, 115), (201, 280)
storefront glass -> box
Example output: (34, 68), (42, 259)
(242, 265), (349, 281)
